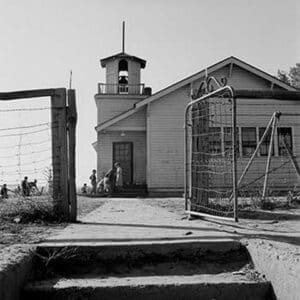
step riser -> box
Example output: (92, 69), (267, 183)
(24, 282), (275, 300)
(33, 241), (249, 278)
(36, 240), (243, 261)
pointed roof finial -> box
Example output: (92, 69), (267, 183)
(122, 21), (125, 53)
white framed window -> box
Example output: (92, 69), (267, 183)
(259, 127), (274, 156)
(241, 127), (257, 157)
(277, 127), (293, 156)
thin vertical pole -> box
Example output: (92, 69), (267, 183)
(188, 108), (193, 207)
(262, 115), (277, 199)
(68, 89), (77, 222)
(232, 97), (238, 222)
(184, 112), (188, 210)
(69, 70), (72, 90)
(122, 21), (125, 53)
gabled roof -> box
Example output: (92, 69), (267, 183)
(96, 56), (297, 132)
(100, 52), (146, 68)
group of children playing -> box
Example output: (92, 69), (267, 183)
(0, 177), (39, 199)
(81, 162), (123, 195)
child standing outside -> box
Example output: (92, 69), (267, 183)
(1, 184), (8, 199)
(114, 162), (123, 192)
(89, 169), (97, 194)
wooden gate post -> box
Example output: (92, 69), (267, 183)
(67, 89), (77, 222)
(51, 88), (69, 219)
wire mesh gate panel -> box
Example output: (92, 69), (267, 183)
(185, 83), (238, 221)
(0, 88), (77, 221)
(185, 87), (300, 221)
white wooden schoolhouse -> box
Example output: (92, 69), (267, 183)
(93, 42), (299, 195)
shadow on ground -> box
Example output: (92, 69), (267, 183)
(75, 221), (300, 246)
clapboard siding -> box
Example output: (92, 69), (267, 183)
(148, 86), (189, 188)
(147, 65), (300, 191)
(96, 60), (299, 192)
(227, 65), (271, 89)
(208, 156), (300, 190)
(108, 107), (146, 130)
(192, 64), (285, 92)
(97, 131), (146, 184)
(236, 99), (300, 156)
(96, 97), (142, 125)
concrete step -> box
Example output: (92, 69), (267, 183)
(23, 273), (274, 300)
(32, 240), (248, 277)
(22, 240), (275, 299)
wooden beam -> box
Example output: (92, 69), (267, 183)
(232, 97), (238, 222)
(235, 90), (300, 100)
(51, 88), (69, 219)
(262, 116), (277, 199)
(0, 88), (59, 100)
(67, 89), (77, 222)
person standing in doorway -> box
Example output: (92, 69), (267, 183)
(115, 162), (123, 192)
(89, 169), (97, 194)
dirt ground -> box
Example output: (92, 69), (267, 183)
(1, 196), (299, 299)
(0, 196), (106, 247)
(142, 198), (300, 300)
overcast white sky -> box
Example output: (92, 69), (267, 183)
(0, 0), (299, 185)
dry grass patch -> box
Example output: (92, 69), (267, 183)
(0, 196), (60, 223)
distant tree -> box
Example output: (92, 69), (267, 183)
(277, 70), (290, 85)
(277, 63), (300, 89)
(289, 63), (300, 89)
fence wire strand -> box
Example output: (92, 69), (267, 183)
(0, 104), (53, 195)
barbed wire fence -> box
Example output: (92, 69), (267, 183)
(0, 103), (54, 199)
(0, 88), (77, 222)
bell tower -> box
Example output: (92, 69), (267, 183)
(95, 22), (151, 125)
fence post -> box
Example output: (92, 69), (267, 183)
(262, 116), (277, 199)
(232, 96), (238, 222)
(67, 89), (77, 222)
(51, 88), (69, 219)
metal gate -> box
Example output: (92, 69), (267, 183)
(184, 77), (238, 221)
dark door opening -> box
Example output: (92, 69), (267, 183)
(113, 142), (133, 186)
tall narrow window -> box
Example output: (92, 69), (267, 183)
(242, 127), (257, 157)
(278, 127), (293, 156)
(259, 127), (274, 156)
(224, 127), (239, 157)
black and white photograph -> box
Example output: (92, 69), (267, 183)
(0, 0), (299, 299)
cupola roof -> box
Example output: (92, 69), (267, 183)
(100, 52), (146, 69)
